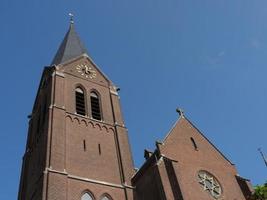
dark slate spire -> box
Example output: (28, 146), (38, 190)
(51, 19), (88, 65)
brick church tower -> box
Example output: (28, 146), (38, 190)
(18, 20), (135, 200)
(19, 20), (253, 200)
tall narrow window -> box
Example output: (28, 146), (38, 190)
(190, 137), (198, 150)
(83, 140), (86, 151)
(98, 143), (101, 155)
(81, 193), (93, 200)
(90, 92), (101, 120)
(76, 87), (86, 116)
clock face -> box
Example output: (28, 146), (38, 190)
(76, 63), (97, 79)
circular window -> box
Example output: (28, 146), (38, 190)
(198, 170), (222, 199)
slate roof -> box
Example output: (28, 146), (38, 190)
(51, 23), (88, 65)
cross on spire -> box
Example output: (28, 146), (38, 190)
(176, 108), (185, 117)
(69, 13), (74, 24)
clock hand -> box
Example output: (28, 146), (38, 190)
(84, 65), (90, 74)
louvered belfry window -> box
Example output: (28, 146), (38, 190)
(75, 87), (86, 116)
(101, 196), (111, 200)
(90, 92), (101, 120)
(81, 193), (93, 200)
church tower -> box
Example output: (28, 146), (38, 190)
(18, 20), (135, 200)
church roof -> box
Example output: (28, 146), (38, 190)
(51, 23), (88, 65)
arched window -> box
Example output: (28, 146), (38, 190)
(75, 87), (86, 116)
(81, 192), (93, 200)
(90, 91), (101, 120)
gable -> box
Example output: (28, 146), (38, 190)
(161, 117), (233, 167)
(57, 55), (112, 87)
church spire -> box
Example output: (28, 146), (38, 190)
(51, 15), (88, 65)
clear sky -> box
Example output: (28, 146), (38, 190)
(1, 0), (267, 199)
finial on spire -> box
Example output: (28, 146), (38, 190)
(176, 108), (184, 117)
(69, 13), (74, 24)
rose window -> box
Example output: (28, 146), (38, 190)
(198, 170), (222, 199)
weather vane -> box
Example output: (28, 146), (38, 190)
(69, 13), (74, 24)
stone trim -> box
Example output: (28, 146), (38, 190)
(110, 90), (118, 96)
(52, 104), (66, 111)
(45, 168), (133, 189)
(52, 71), (65, 78)
(68, 175), (124, 189)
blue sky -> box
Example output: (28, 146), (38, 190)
(1, 0), (267, 198)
